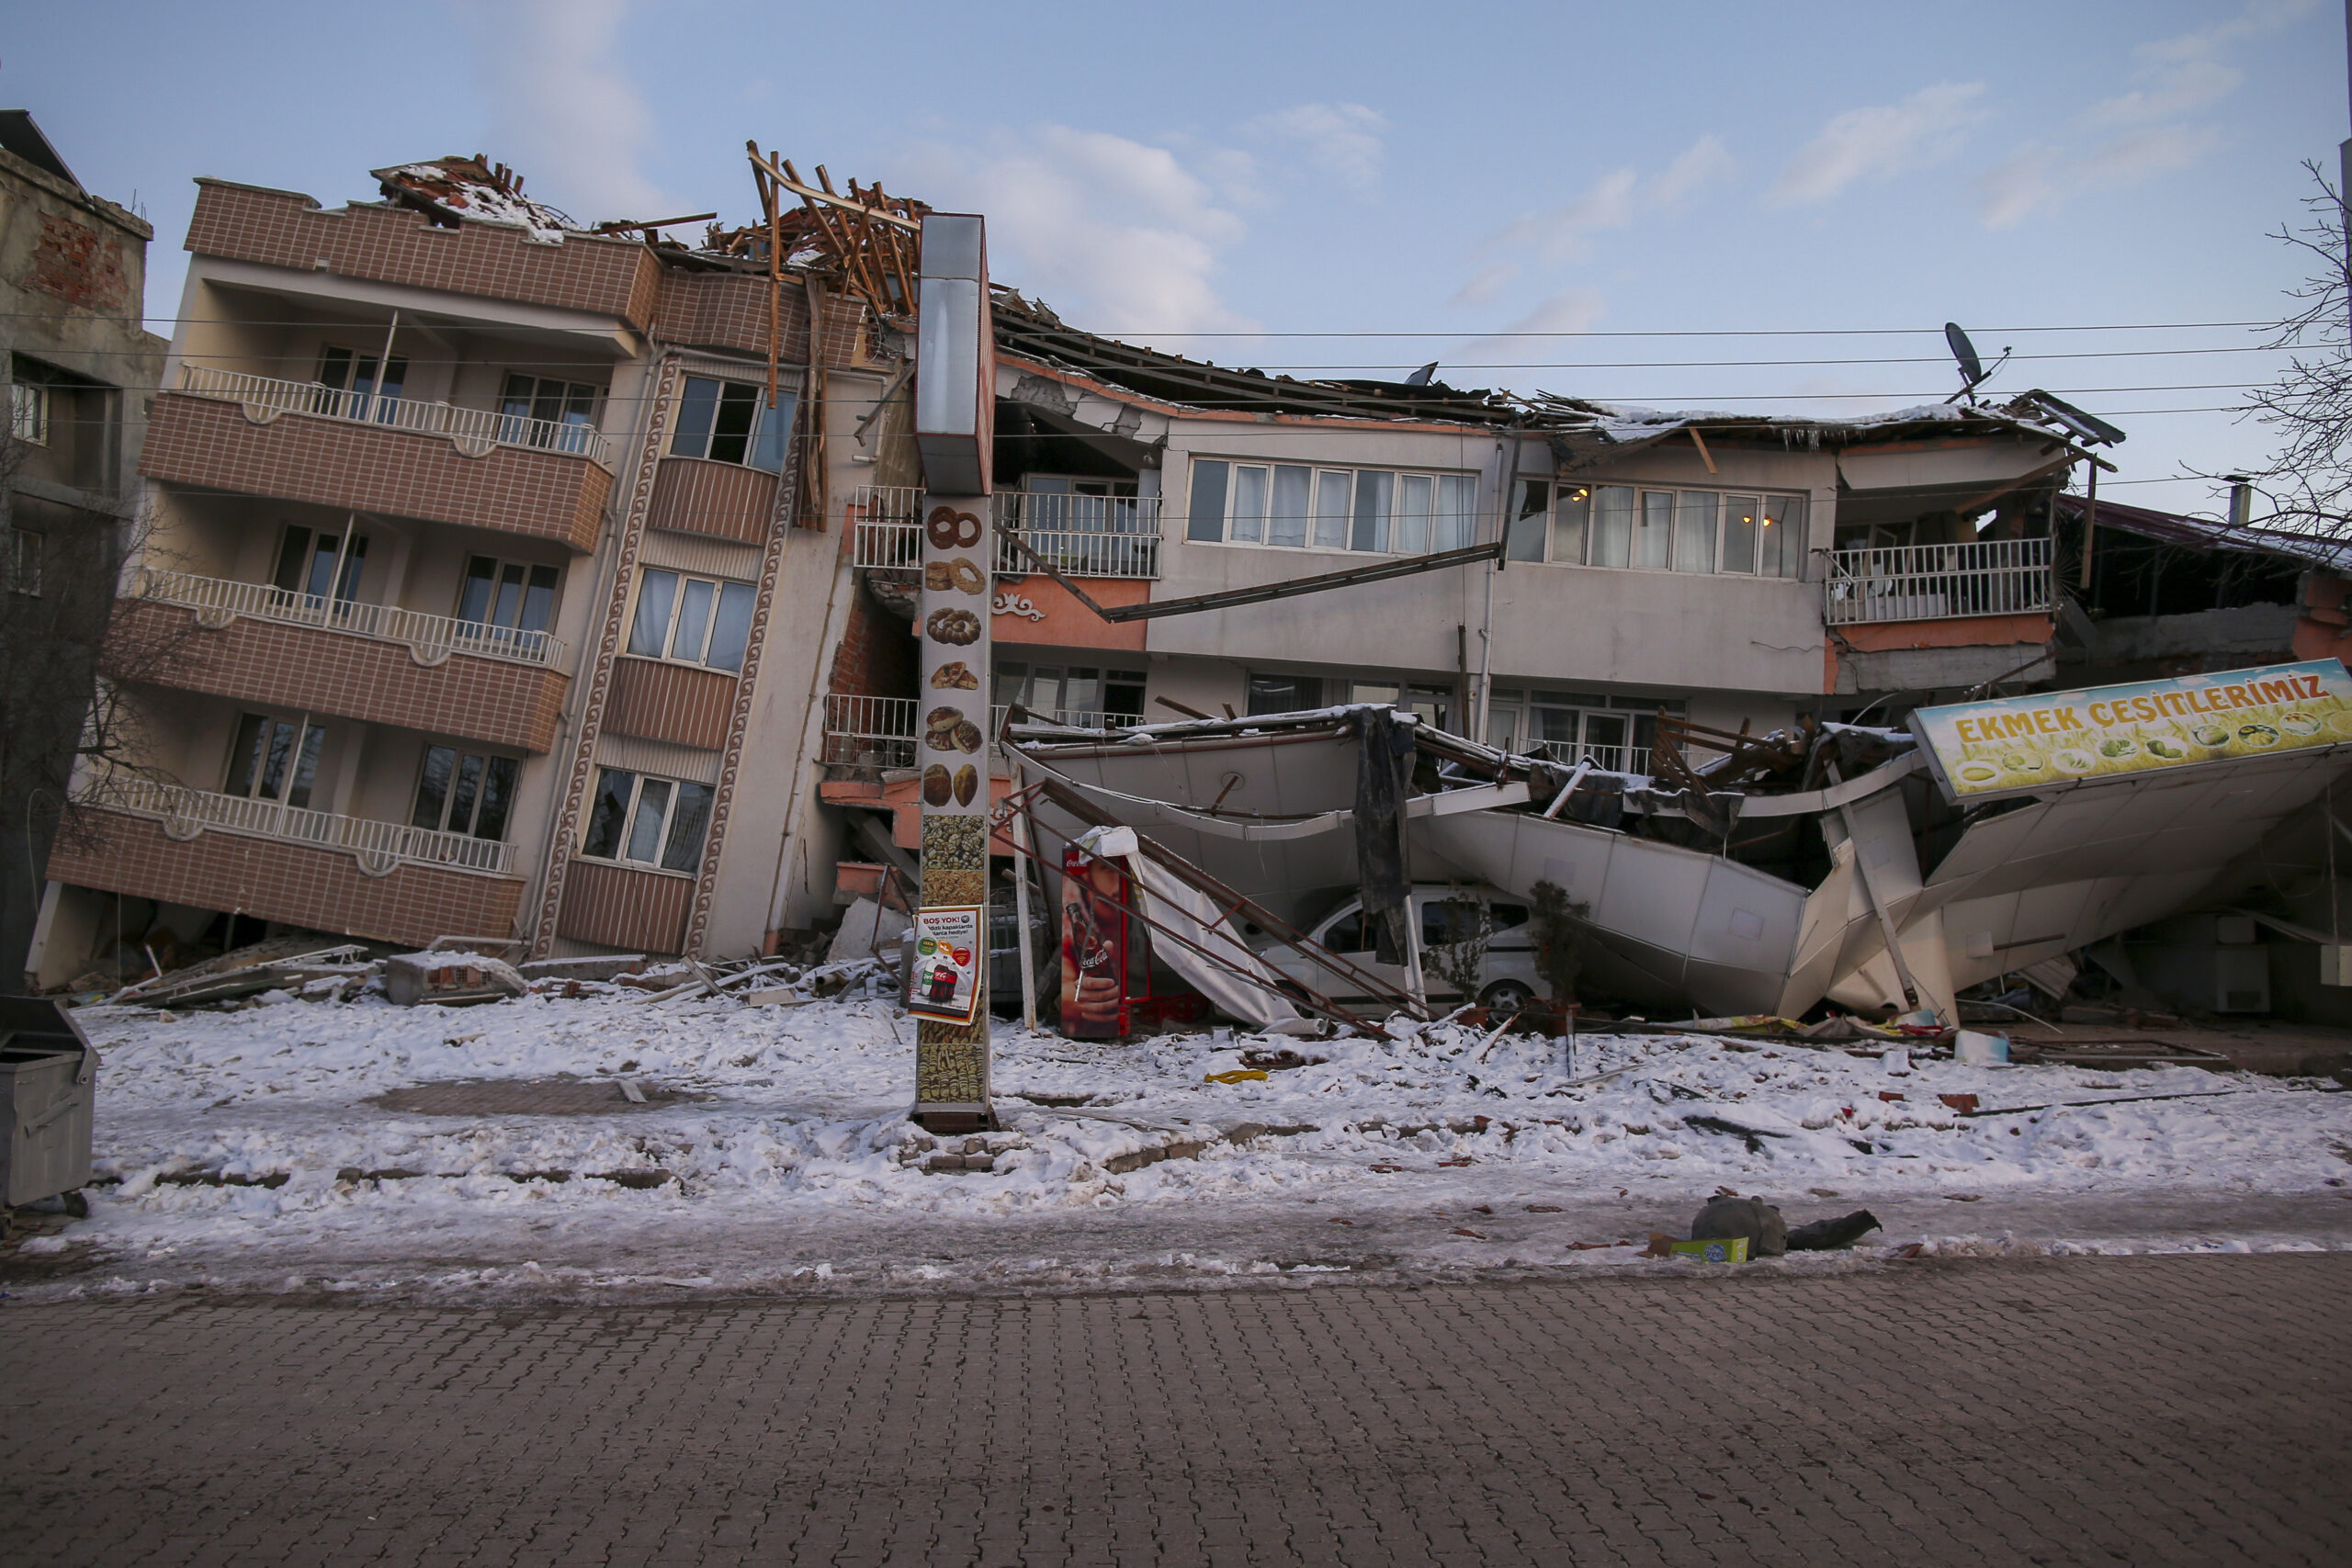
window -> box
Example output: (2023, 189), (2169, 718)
(1187, 458), (1479, 554)
(458, 556), (560, 637)
(1246, 672), (1323, 715)
(314, 346), (405, 422)
(1486, 689), (1683, 774)
(412, 747), (521, 840)
(271, 525), (367, 606)
(627, 569), (755, 671)
(8, 380), (47, 445)
(6, 527), (41, 596)
(225, 713), (326, 808)
(1521, 479), (1805, 578)
(500, 374), (600, 453)
(579, 767), (713, 873)
(994, 662), (1147, 727)
(671, 376), (792, 472)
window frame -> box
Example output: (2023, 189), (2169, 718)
(1524, 479), (1808, 580)
(669, 374), (792, 473)
(1186, 457), (1483, 556)
(8, 379), (49, 446)
(456, 553), (561, 637)
(577, 765), (715, 874)
(410, 744), (523, 841)
(223, 711), (328, 809)
(6, 526), (43, 596)
(625, 567), (757, 672)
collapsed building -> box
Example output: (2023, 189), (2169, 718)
(26, 149), (2352, 1034)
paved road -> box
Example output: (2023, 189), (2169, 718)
(4, 1255), (2345, 1567)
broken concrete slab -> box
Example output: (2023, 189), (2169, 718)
(517, 955), (646, 984)
(384, 953), (526, 1008)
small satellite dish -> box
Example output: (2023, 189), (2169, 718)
(1942, 321), (2011, 403)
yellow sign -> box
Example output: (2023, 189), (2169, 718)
(1915, 660), (2352, 799)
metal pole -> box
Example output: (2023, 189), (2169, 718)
(2079, 461), (2098, 595)
(371, 310), (399, 423)
(1011, 760), (1039, 1031)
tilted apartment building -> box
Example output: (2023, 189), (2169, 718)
(812, 295), (2100, 884)
(29, 157), (903, 986)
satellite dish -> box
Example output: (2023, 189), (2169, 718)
(1945, 323), (1984, 387)
(1941, 321), (2010, 403)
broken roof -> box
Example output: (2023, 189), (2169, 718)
(989, 289), (2114, 458)
(372, 155), (581, 243)
(2057, 492), (2352, 573)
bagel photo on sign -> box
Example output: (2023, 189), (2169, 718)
(925, 608), (980, 646)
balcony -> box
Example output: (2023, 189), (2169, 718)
(144, 370), (614, 552)
(177, 364), (615, 467)
(821, 696), (1143, 767)
(136, 569), (567, 667)
(1823, 536), (2053, 626)
(1523, 739), (1655, 777)
(848, 486), (1163, 580)
(49, 781), (526, 948)
(114, 579), (571, 754)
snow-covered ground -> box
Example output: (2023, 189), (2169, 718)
(12, 974), (2352, 1303)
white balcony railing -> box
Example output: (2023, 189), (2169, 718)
(994, 493), (1162, 580)
(88, 777), (515, 875)
(1823, 536), (2053, 626)
(846, 486), (1163, 580)
(822, 694), (921, 767)
(1525, 739), (1653, 778)
(134, 569), (569, 669)
(176, 363), (616, 469)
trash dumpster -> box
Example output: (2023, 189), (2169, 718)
(0, 997), (96, 1207)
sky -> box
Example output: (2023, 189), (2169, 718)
(10, 0), (2348, 517)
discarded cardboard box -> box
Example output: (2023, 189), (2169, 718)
(1668, 1236), (1749, 1263)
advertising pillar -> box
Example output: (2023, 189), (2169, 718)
(910, 214), (995, 1132)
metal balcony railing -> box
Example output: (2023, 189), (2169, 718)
(994, 493), (1162, 580)
(822, 694), (921, 767)
(87, 777), (515, 875)
(846, 486), (1163, 580)
(176, 363), (616, 469)
(1525, 739), (1654, 778)
(133, 569), (569, 668)
(1823, 536), (2053, 626)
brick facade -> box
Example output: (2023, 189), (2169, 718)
(187, 180), (660, 327)
(647, 456), (779, 546)
(143, 393), (611, 552)
(653, 270), (873, 367)
(110, 597), (570, 753)
(556, 857), (693, 953)
(604, 657), (736, 751)
(47, 809), (526, 946)
(825, 581), (916, 701)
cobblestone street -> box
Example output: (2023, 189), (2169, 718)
(4, 1253), (2345, 1566)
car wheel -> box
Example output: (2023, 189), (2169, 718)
(1480, 979), (1536, 1015)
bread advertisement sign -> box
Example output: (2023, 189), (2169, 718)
(1915, 660), (2352, 802)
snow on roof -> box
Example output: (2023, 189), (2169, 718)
(372, 156), (581, 245)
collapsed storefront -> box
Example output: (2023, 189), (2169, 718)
(990, 659), (2352, 1031)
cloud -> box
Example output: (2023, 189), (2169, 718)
(893, 125), (1252, 339)
(1452, 263), (1521, 310)
(1975, 3), (2290, 228)
(470, 0), (667, 222)
(1490, 169), (1638, 263)
(1648, 134), (1736, 211)
(1450, 288), (1608, 384)
(1980, 123), (2220, 229)
(1768, 82), (1986, 207)
(1247, 103), (1389, 190)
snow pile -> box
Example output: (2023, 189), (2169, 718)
(20, 983), (2351, 1298)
